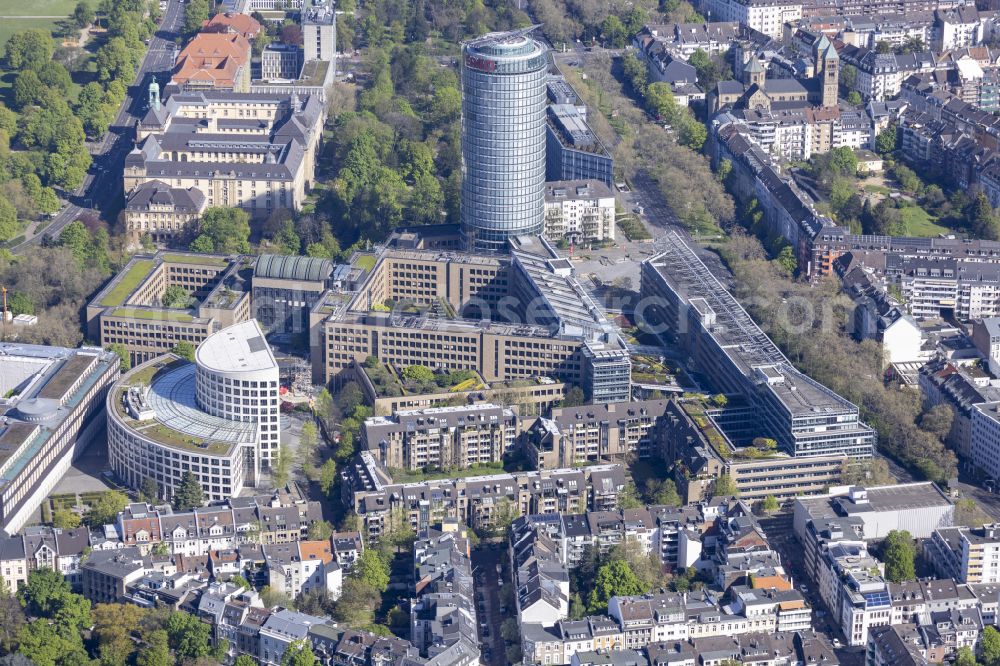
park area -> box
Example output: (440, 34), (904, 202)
(0, 0), (79, 48)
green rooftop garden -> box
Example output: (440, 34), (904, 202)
(98, 260), (156, 307)
(362, 357), (484, 397)
(354, 255), (377, 272)
(136, 422), (232, 455)
(110, 308), (195, 322)
(632, 354), (674, 384)
(162, 253), (230, 267)
(681, 397), (782, 462)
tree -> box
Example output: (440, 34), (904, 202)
(956, 646), (978, 666)
(93, 602), (146, 666)
(299, 420), (319, 463)
(58, 220), (91, 266)
(875, 126), (898, 155)
(430, 86), (461, 127)
(600, 14), (627, 47)
(73, 1), (95, 27)
(562, 385), (585, 407)
(645, 82), (676, 121)
(12, 70), (45, 110)
(774, 245), (797, 275)
(645, 478), (681, 506)
(712, 473), (738, 498)
(319, 459), (338, 496)
(235, 656), (257, 666)
(190, 208), (251, 254)
(161, 284), (190, 308)
(882, 529), (916, 583)
(52, 509), (81, 529)
(4, 30), (54, 71)
(7, 291), (34, 316)
(173, 471), (205, 510)
(19, 568), (71, 617)
(87, 490), (129, 527)
(353, 549), (390, 592)
(272, 219), (301, 255)
(761, 495), (780, 515)
(183, 0), (209, 34)
(17, 620), (88, 666)
(136, 630), (171, 666)
(401, 364), (435, 384)
(272, 446), (291, 487)
(982, 626), (1000, 666)
(171, 341), (196, 361)
(95, 36), (139, 82)
(920, 403), (954, 439)
(282, 639), (318, 666)
(846, 91), (863, 106)
(307, 520), (334, 541)
(829, 146), (859, 176)
(166, 611), (212, 659)
(230, 574), (251, 590)
(588, 559), (644, 611)
(140, 476), (159, 504)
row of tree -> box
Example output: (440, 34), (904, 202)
(719, 231), (958, 483)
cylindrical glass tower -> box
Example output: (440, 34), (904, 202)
(461, 30), (548, 252)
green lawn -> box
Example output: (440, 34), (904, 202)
(0, 18), (63, 49)
(162, 253), (230, 267)
(899, 206), (950, 237)
(355, 254), (376, 271)
(0, 0), (79, 16)
(111, 307), (195, 322)
(99, 259), (156, 306)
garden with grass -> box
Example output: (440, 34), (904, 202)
(361, 357), (485, 398)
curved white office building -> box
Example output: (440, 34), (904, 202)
(107, 321), (280, 502)
(461, 29), (548, 252)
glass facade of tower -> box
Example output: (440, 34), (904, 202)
(461, 32), (548, 252)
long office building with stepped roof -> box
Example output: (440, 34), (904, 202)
(0, 343), (120, 534)
(107, 320), (280, 500)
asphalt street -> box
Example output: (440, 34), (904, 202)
(10, 0), (184, 252)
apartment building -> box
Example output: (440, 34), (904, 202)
(528, 399), (670, 469)
(361, 403), (517, 471)
(640, 232), (875, 460)
(511, 524), (571, 627)
(123, 180), (207, 242)
(310, 239), (631, 402)
(699, 0), (802, 38)
(127, 87), (325, 219)
(0, 344), (119, 535)
(341, 452), (626, 541)
(712, 119), (843, 277)
(543, 180), (616, 245)
(928, 524), (1000, 584)
(410, 526), (479, 665)
(973, 317), (1000, 376)
(972, 402), (1000, 486)
(262, 540), (342, 599)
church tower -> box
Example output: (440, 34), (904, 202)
(743, 57), (765, 88)
(813, 36), (839, 108)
